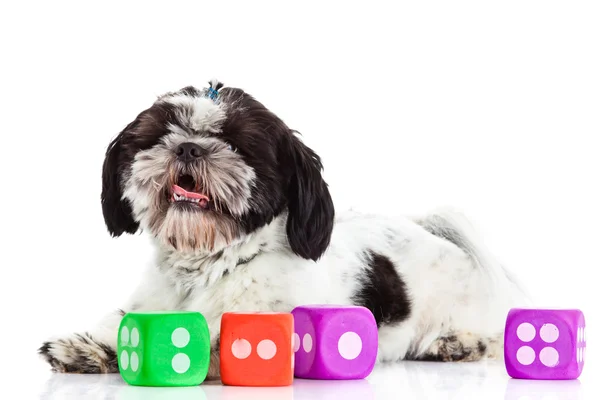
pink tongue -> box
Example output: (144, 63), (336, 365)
(172, 185), (209, 201)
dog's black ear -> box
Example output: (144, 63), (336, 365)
(283, 133), (335, 261)
(101, 121), (139, 237)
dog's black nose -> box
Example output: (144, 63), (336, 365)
(175, 142), (203, 162)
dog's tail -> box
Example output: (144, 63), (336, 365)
(414, 207), (530, 304)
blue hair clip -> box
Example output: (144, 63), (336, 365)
(207, 87), (219, 101)
(206, 79), (223, 101)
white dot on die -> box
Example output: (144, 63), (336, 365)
(130, 328), (139, 347)
(516, 346), (535, 365)
(539, 347), (559, 367)
(171, 327), (190, 348)
(257, 339), (277, 360)
(293, 333), (301, 352)
(516, 323), (536, 342)
(120, 326), (130, 345)
(577, 348), (581, 363)
(120, 350), (129, 370)
(231, 338), (252, 359)
(540, 324), (559, 343)
(303, 334), (313, 353)
(130, 351), (139, 372)
(172, 353), (190, 373)
(338, 331), (363, 360)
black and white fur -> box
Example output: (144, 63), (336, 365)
(40, 81), (526, 376)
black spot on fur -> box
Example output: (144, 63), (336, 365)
(236, 252), (259, 266)
(477, 340), (487, 355)
(101, 101), (178, 236)
(218, 87), (335, 261)
(352, 251), (411, 326)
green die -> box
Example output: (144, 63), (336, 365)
(117, 311), (210, 386)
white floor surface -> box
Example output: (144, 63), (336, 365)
(15, 357), (594, 400)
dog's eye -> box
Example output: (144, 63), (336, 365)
(226, 143), (237, 152)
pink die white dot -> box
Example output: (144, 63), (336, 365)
(516, 346), (535, 365)
(539, 347), (559, 367)
(231, 338), (252, 359)
(338, 331), (363, 360)
(516, 323), (536, 342)
(257, 339), (277, 360)
(540, 324), (559, 343)
(293, 333), (301, 352)
(303, 334), (313, 352)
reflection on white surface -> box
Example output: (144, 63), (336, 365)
(218, 385), (294, 400)
(293, 379), (374, 400)
(505, 379), (582, 400)
(36, 361), (590, 400)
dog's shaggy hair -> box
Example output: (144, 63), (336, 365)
(40, 80), (525, 377)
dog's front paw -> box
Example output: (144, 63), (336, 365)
(39, 333), (118, 373)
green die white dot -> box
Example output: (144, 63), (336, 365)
(172, 353), (190, 373)
(130, 351), (139, 372)
(172, 327), (190, 348)
(131, 328), (140, 347)
(120, 350), (129, 370)
(121, 326), (129, 345)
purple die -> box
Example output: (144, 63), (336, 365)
(504, 308), (586, 380)
(291, 305), (378, 380)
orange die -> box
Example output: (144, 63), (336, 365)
(220, 312), (294, 386)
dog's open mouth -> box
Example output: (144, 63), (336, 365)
(170, 174), (210, 209)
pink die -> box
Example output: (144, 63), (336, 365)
(292, 305), (378, 380)
(504, 308), (586, 380)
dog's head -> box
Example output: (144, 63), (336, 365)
(101, 81), (334, 260)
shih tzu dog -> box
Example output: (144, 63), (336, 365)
(40, 80), (525, 376)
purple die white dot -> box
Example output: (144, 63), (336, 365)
(338, 331), (363, 360)
(293, 333), (300, 352)
(539, 347), (559, 367)
(516, 346), (535, 365)
(291, 338), (295, 370)
(257, 339), (277, 360)
(516, 322), (536, 342)
(540, 324), (559, 343)
(231, 338), (252, 359)
(303, 333), (313, 353)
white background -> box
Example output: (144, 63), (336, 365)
(0, 1), (598, 398)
